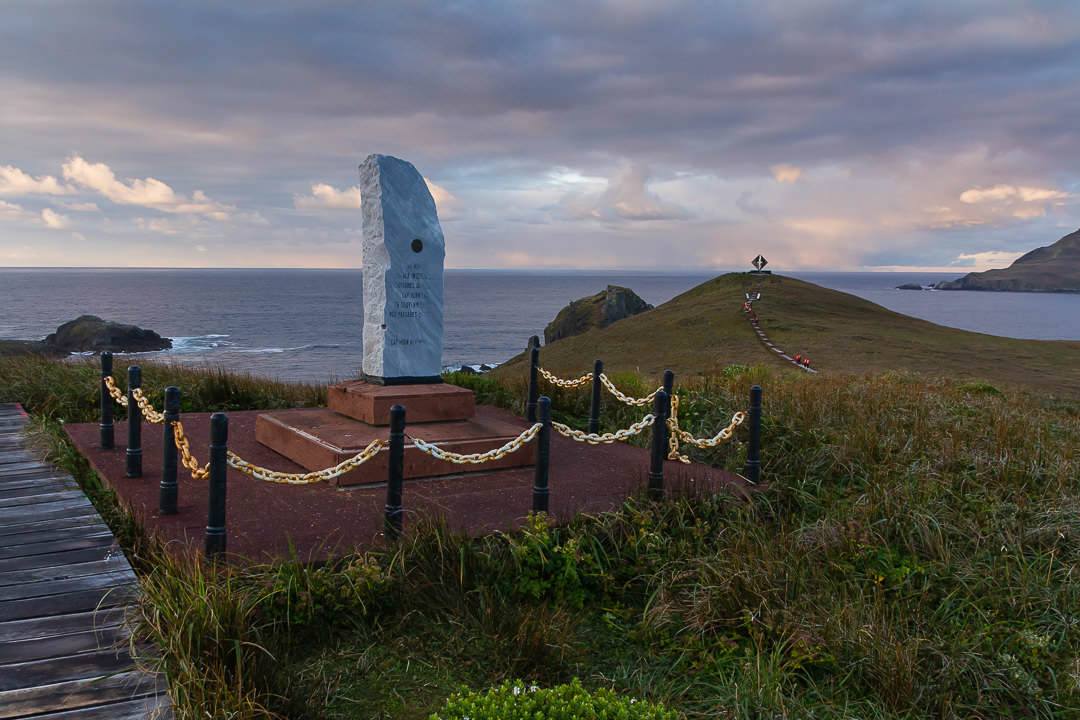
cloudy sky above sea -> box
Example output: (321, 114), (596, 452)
(1, 1), (1078, 272)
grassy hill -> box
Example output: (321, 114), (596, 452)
(494, 272), (1080, 397)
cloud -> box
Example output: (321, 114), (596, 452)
(556, 166), (689, 222)
(293, 183), (362, 210)
(770, 164), (802, 183)
(57, 201), (100, 212)
(959, 184), (1070, 204)
(61, 156), (232, 215)
(72, 232), (87, 242)
(41, 208), (68, 229)
(953, 250), (1024, 269)
(0, 165), (71, 196)
(0, 199), (28, 220)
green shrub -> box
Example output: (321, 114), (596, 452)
(503, 514), (605, 608)
(431, 678), (676, 720)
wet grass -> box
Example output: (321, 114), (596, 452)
(2, 354), (1079, 718)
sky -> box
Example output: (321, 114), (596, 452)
(1, 0), (1078, 272)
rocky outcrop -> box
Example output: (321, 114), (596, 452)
(544, 286), (653, 344)
(43, 316), (172, 353)
(896, 283), (923, 290)
(936, 229), (1080, 293)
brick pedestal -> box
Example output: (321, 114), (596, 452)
(329, 380), (475, 425)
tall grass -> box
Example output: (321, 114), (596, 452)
(3, 354), (1079, 718)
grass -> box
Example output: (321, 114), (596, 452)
(2, 344), (1080, 718)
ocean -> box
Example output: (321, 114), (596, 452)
(1, 268), (1078, 383)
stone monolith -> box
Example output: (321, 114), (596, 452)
(360, 154), (445, 384)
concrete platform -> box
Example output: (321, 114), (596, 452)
(255, 406), (535, 485)
(329, 380), (475, 425)
(64, 406), (755, 563)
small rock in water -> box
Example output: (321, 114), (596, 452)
(44, 315), (172, 353)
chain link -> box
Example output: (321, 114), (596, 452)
(227, 440), (384, 484)
(537, 367), (662, 407)
(665, 393), (746, 463)
(171, 420), (210, 480)
(537, 367), (593, 388)
(130, 388), (165, 424)
(103, 375), (129, 407)
(599, 373), (661, 407)
(409, 423), (542, 464)
(552, 413), (656, 445)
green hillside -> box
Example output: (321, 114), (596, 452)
(495, 273), (1080, 396)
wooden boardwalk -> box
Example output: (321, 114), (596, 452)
(0, 404), (171, 719)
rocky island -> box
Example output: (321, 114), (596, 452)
(0, 315), (172, 357)
(544, 285), (652, 344)
(936, 228), (1080, 293)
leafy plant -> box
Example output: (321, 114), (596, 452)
(431, 678), (677, 720)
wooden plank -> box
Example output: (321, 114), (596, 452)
(0, 489), (90, 508)
(0, 608), (125, 644)
(0, 647), (135, 692)
(17, 695), (172, 720)
(0, 528), (114, 554)
(0, 467), (74, 485)
(0, 512), (105, 537)
(0, 555), (134, 589)
(0, 669), (164, 719)
(0, 584), (136, 622)
(0, 566), (137, 602)
(0, 485), (84, 501)
(0, 545), (122, 573)
(0, 496), (95, 519)
(0, 625), (128, 665)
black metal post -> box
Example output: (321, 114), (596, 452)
(526, 343), (540, 422)
(385, 405), (406, 540)
(99, 352), (114, 449)
(588, 359), (603, 434)
(125, 365), (142, 478)
(648, 390), (669, 500)
(661, 368), (675, 433)
(159, 386), (180, 515)
(205, 413), (228, 560)
(743, 385), (763, 484)
(532, 396), (551, 513)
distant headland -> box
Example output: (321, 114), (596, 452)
(936, 228), (1080, 293)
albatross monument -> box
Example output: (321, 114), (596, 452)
(255, 154), (533, 484)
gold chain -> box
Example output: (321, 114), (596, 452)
(537, 367), (662, 406)
(409, 423), (542, 464)
(130, 388), (165, 424)
(665, 393), (746, 463)
(552, 413), (655, 445)
(599, 373), (661, 407)
(537, 367), (593, 388)
(227, 440), (384, 484)
(172, 420), (210, 480)
(103, 375), (129, 407)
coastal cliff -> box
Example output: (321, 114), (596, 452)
(937, 228), (1080, 292)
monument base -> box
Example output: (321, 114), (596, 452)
(329, 380), (475, 425)
(255, 407), (535, 486)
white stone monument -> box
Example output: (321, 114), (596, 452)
(359, 154), (445, 384)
